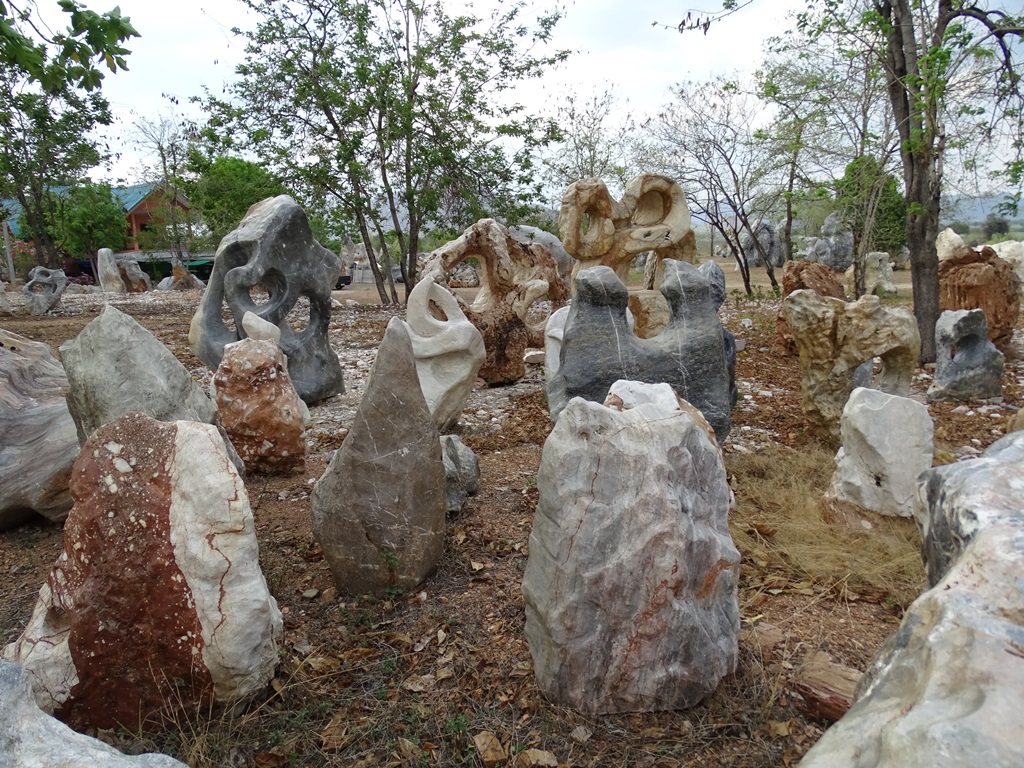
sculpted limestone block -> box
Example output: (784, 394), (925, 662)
(559, 174), (692, 284)
(775, 261), (847, 355)
(783, 290), (920, 439)
(935, 227), (966, 261)
(916, 431), (1024, 587)
(990, 240), (1024, 284)
(189, 195), (345, 403)
(24, 267), (67, 315)
(60, 305), (218, 443)
(312, 318), (446, 594)
(938, 245), (1021, 351)
(213, 337), (306, 474)
(543, 306), (570, 388)
(825, 388), (934, 519)
(807, 212), (854, 271)
(422, 218), (568, 385)
(96, 248), (125, 293)
(927, 309), (1004, 402)
(405, 277), (485, 432)
(0, 660), (187, 768)
(509, 224), (573, 279)
(0, 329), (78, 529)
(740, 220), (786, 268)
(862, 251), (897, 296)
(522, 385), (740, 714)
(117, 258), (151, 292)
(548, 261), (733, 442)
(2, 413), (282, 730)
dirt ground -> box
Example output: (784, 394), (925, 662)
(1, 261), (1022, 767)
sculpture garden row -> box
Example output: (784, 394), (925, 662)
(1, 179), (1022, 766)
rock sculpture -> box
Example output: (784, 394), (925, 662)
(405, 277), (486, 432)
(446, 261), (480, 287)
(938, 245), (1021, 351)
(213, 337), (306, 474)
(96, 248), (125, 293)
(421, 218), (568, 385)
(698, 259), (727, 310)
(0, 330), (79, 529)
(740, 220), (786, 268)
(509, 224), (573, 279)
(2, 413), (282, 730)
(0, 660), (187, 768)
(860, 251), (897, 296)
(935, 226), (965, 261)
(783, 290), (920, 439)
(158, 264), (205, 291)
(548, 261), (733, 442)
(522, 381), (740, 714)
(60, 304), (218, 443)
(559, 174), (693, 283)
(442, 435), (480, 513)
(806, 213), (854, 271)
(117, 258), (151, 292)
(23, 266), (67, 315)
(824, 387), (933, 519)
(775, 261), (846, 355)
(543, 306), (570, 387)
(916, 431), (1024, 586)
(312, 318), (446, 594)
(802, 432), (1024, 768)
(927, 309), (1004, 402)
(189, 195), (345, 404)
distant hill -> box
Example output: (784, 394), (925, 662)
(941, 193), (1020, 225)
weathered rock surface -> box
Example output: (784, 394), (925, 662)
(189, 195), (345, 404)
(825, 387), (933, 519)
(927, 309), (1004, 402)
(213, 337), (306, 474)
(916, 431), (1024, 587)
(990, 240), (1024, 284)
(405, 277), (485, 432)
(0, 660), (188, 767)
(422, 219), (567, 385)
(96, 247), (125, 293)
(548, 261), (733, 442)
(938, 245), (1021, 351)
(0, 329), (79, 529)
(441, 435), (480, 514)
(626, 290), (671, 338)
(509, 224), (573, 279)
(559, 175), (693, 284)
(1008, 408), (1024, 435)
(783, 290), (920, 439)
(543, 306), (570, 387)
(740, 220), (786, 268)
(698, 259), (727, 310)
(60, 304), (218, 443)
(117, 258), (151, 292)
(806, 213), (854, 271)
(775, 261), (847, 355)
(522, 386), (739, 714)
(935, 227), (966, 261)
(312, 318), (446, 594)
(861, 251), (897, 296)
(24, 267), (67, 315)
(2, 413), (282, 730)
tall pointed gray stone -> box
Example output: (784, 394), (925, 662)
(312, 318), (445, 594)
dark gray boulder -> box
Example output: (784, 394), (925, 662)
(740, 221), (786, 268)
(927, 309), (1004, 402)
(547, 260), (733, 442)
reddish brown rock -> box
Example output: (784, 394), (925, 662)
(116, 259), (151, 293)
(169, 264), (205, 291)
(775, 261), (847, 355)
(939, 246), (1021, 351)
(3, 413), (282, 730)
(213, 338), (306, 474)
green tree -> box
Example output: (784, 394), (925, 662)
(132, 114), (193, 265)
(0, 0), (138, 93)
(203, 0), (567, 304)
(52, 182), (128, 258)
(982, 212), (1010, 240)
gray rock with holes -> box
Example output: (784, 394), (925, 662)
(927, 309), (1004, 402)
(188, 195), (344, 404)
(23, 267), (67, 315)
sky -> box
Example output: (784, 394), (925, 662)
(85, 0), (807, 181)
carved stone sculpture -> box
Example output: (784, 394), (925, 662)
(405, 277), (485, 432)
(23, 267), (67, 315)
(860, 251), (897, 296)
(117, 258), (151, 292)
(558, 174), (693, 284)
(0, 330), (78, 530)
(96, 248), (125, 293)
(312, 318), (446, 594)
(189, 195), (345, 404)
(806, 213), (854, 271)
(927, 309), (1004, 402)
(2, 413), (282, 730)
(783, 290), (920, 439)
(441, 435), (480, 514)
(938, 245), (1021, 352)
(548, 261), (733, 442)
(421, 218), (568, 385)
(775, 261), (847, 355)
(509, 224), (573, 279)
(740, 220), (786, 268)
(522, 382), (739, 714)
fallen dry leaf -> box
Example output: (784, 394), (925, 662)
(515, 748), (559, 768)
(768, 719), (794, 736)
(473, 731), (507, 767)
(402, 673), (436, 693)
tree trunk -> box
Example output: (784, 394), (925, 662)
(906, 167), (941, 363)
(354, 207), (390, 305)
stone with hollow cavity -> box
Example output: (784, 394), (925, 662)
(927, 309), (1004, 402)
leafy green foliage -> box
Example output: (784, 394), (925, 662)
(982, 212), (1010, 240)
(835, 156), (906, 254)
(51, 182), (128, 258)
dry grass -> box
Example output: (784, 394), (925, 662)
(727, 445), (925, 610)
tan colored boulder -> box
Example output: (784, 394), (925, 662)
(783, 290), (920, 439)
(169, 264), (205, 291)
(938, 245), (1021, 351)
(626, 290), (671, 338)
(1007, 408), (1024, 435)
(775, 261), (846, 354)
(422, 219), (568, 385)
(213, 337), (306, 474)
(117, 259), (151, 292)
